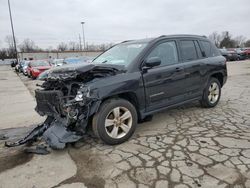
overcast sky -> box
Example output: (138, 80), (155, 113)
(0, 0), (249, 48)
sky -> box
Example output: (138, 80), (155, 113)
(0, 0), (249, 49)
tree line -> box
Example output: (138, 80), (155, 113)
(1, 31), (250, 59)
(0, 35), (113, 59)
(208, 31), (250, 48)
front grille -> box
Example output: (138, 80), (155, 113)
(35, 89), (64, 115)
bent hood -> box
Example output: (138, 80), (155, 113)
(38, 63), (126, 81)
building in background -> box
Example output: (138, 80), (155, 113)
(18, 50), (103, 60)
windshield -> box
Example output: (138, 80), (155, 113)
(31, 61), (50, 67)
(93, 42), (147, 66)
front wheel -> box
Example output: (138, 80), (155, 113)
(92, 98), (137, 145)
(200, 78), (221, 108)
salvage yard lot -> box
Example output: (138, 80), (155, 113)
(0, 60), (250, 188)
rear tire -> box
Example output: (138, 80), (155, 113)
(200, 77), (221, 108)
(92, 98), (137, 145)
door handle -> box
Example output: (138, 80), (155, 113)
(175, 67), (183, 72)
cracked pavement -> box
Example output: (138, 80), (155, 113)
(0, 60), (250, 188)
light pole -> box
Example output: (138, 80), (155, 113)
(81, 22), (85, 50)
(7, 0), (18, 63)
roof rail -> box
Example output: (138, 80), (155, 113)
(158, 35), (167, 38)
(121, 40), (133, 43)
(202, 35), (207, 38)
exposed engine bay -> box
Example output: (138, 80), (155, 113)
(5, 63), (125, 149)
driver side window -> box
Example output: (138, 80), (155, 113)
(147, 41), (178, 66)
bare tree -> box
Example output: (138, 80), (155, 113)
(208, 32), (221, 47)
(219, 31), (236, 48)
(19, 38), (37, 52)
(234, 35), (246, 48)
(68, 41), (80, 51)
(0, 49), (8, 60)
(245, 40), (250, 47)
(5, 35), (17, 57)
(86, 43), (113, 51)
(57, 42), (68, 51)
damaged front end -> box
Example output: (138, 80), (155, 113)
(6, 63), (125, 149)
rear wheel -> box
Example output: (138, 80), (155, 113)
(200, 77), (221, 108)
(92, 98), (137, 145)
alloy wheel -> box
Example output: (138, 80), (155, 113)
(208, 82), (220, 104)
(105, 106), (133, 139)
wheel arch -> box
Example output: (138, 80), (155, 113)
(210, 72), (224, 87)
(102, 92), (141, 120)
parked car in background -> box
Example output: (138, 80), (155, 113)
(27, 60), (51, 79)
(243, 48), (250, 58)
(20, 61), (30, 75)
(10, 60), (18, 68)
(234, 48), (247, 60)
(219, 49), (238, 61)
(51, 59), (64, 67)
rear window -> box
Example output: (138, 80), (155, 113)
(200, 40), (220, 57)
(180, 40), (198, 61)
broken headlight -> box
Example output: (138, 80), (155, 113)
(75, 91), (84, 101)
(74, 86), (90, 102)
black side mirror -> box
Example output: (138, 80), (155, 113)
(144, 57), (161, 68)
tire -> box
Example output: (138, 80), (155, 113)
(92, 98), (138, 145)
(200, 77), (221, 108)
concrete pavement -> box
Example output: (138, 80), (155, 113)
(0, 61), (250, 188)
(0, 65), (79, 188)
(0, 65), (44, 129)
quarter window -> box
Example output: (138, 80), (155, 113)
(147, 41), (178, 66)
(200, 40), (220, 57)
(180, 40), (198, 61)
(200, 41), (211, 57)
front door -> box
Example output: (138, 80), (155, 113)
(142, 40), (187, 112)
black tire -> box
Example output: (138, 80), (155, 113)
(200, 77), (221, 108)
(92, 98), (138, 145)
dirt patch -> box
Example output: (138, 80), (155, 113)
(0, 147), (33, 173)
(55, 145), (114, 188)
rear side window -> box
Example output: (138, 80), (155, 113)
(200, 40), (220, 57)
(147, 41), (178, 66)
(180, 40), (198, 61)
(194, 41), (203, 58)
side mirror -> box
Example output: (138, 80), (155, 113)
(144, 57), (161, 68)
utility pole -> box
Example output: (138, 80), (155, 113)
(7, 0), (18, 63)
(78, 34), (82, 51)
(81, 22), (85, 50)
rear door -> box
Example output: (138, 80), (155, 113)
(142, 40), (187, 112)
(178, 39), (206, 98)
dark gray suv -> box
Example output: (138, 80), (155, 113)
(6, 35), (227, 149)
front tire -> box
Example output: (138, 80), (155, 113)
(200, 77), (221, 108)
(92, 98), (137, 145)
